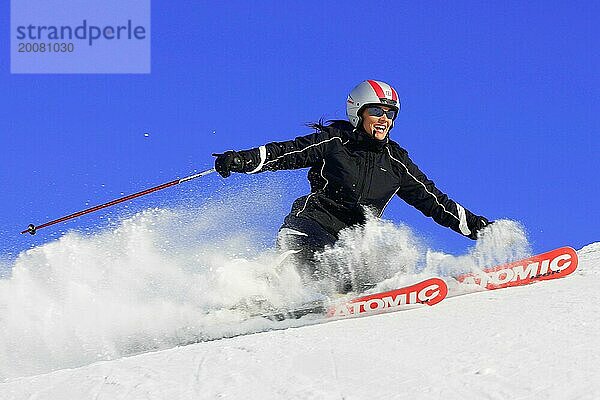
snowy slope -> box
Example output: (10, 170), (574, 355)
(1, 242), (599, 400)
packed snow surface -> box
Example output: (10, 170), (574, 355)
(0, 204), (598, 399)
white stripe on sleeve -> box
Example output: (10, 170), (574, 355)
(456, 203), (472, 236)
(247, 145), (267, 174)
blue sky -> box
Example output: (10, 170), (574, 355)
(1, 1), (598, 263)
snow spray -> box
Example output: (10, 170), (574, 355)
(0, 178), (531, 380)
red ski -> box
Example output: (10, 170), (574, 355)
(262, 277), (448, 321)
(326, 277), (448, 318)
(455, 246), (578, 290)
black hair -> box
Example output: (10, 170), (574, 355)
(306, 118), (353, 132)
(306, 117), (329, 132)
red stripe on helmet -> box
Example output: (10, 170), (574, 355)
(390, 87), (398, 102)
(367, 80), (386, 99)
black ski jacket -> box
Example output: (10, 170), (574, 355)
(236, 120), (483, 239)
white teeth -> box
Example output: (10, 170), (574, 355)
(374, 125), (386, 132)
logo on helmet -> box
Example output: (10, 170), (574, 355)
(380, 98), (397, 107)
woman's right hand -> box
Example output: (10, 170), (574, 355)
(212, 151), (246, 178)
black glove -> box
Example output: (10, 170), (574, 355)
(467, 216), (493, 240)
(212, 151), (246, 178)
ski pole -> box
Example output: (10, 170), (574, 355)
(21, 168), (217, 235)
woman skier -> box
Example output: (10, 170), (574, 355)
(214, 80), (491, 290)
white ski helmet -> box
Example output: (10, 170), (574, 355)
(346, 80), (400, 128)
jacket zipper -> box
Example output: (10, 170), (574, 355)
(364, 152), (375, 201)
(357, 151), (373, 204)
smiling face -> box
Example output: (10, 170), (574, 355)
(361, 106), (394, 140)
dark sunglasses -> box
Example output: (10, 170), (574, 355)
(365, 106), (397, 120)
